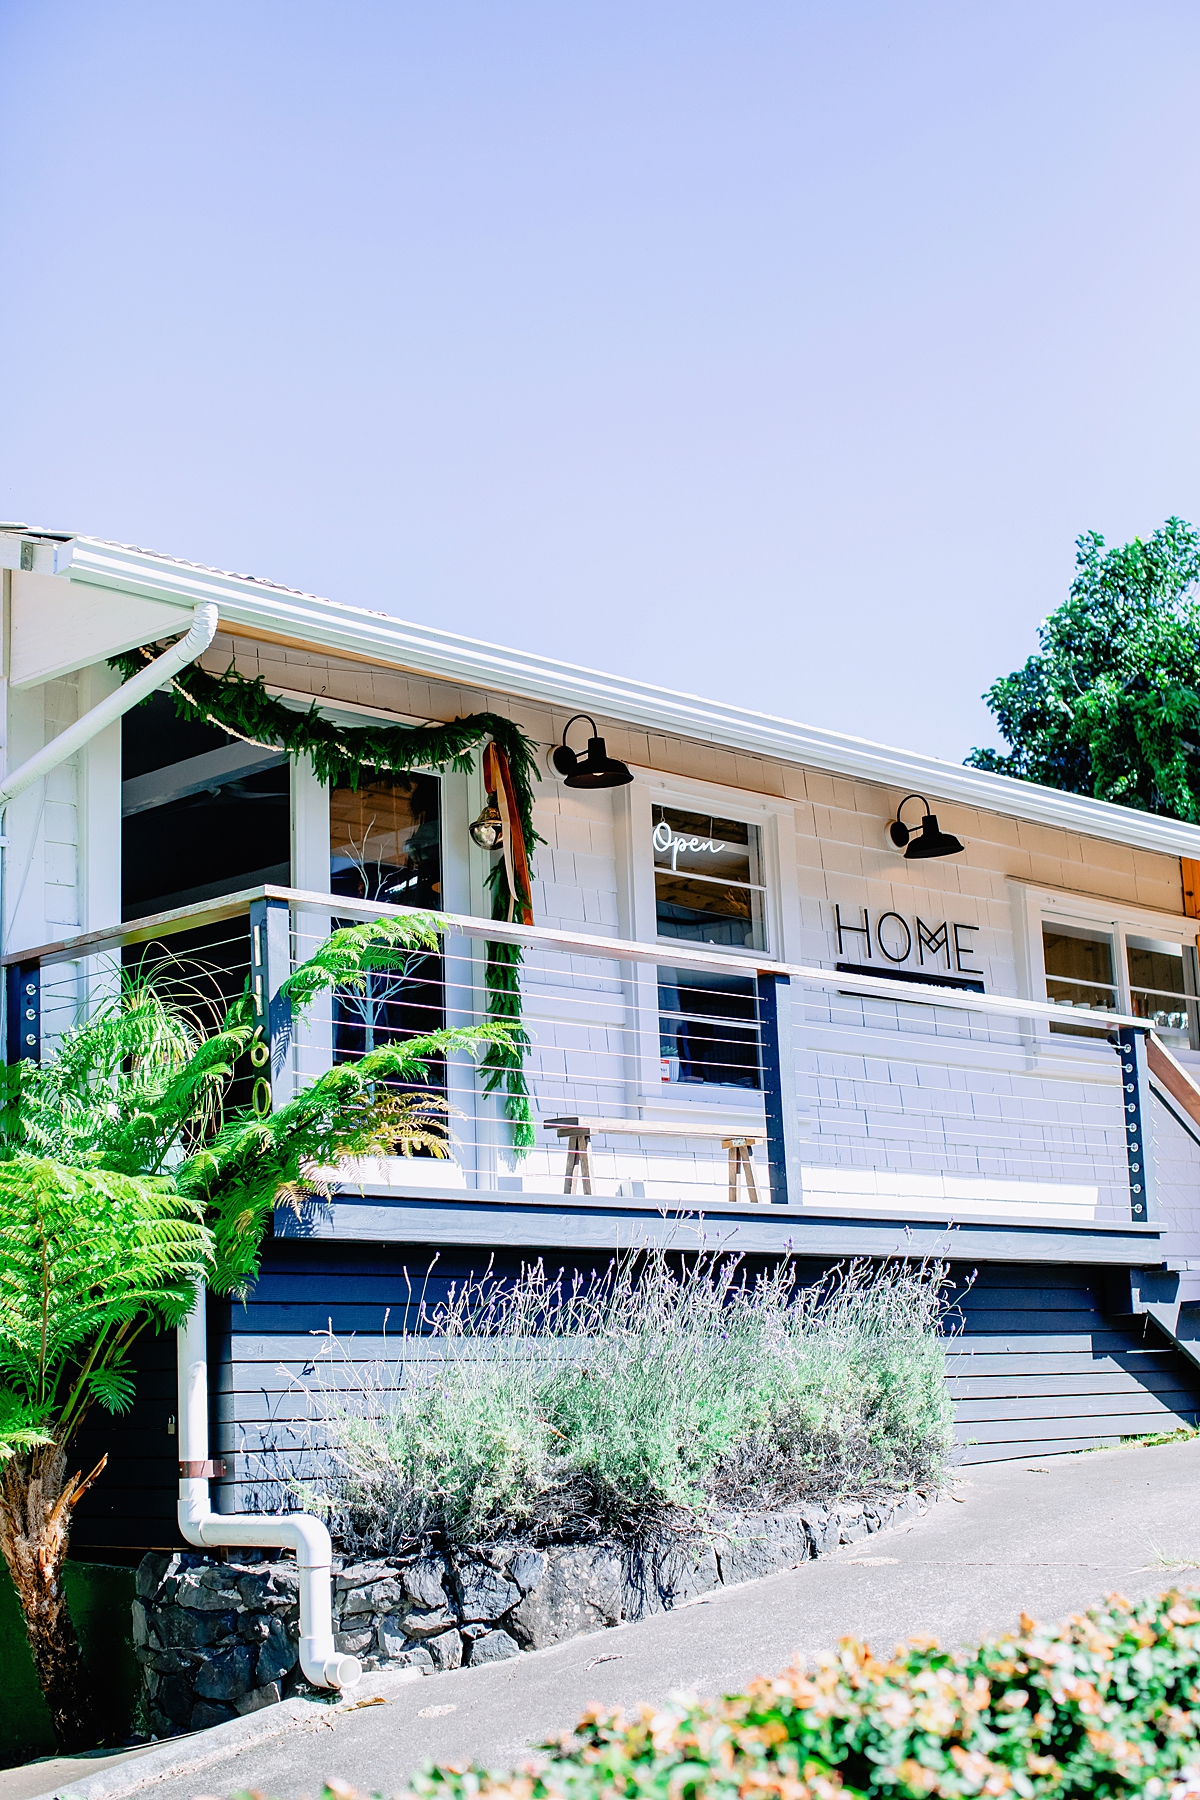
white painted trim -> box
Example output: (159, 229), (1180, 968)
(78, 662), (122, 931)
(1011, 878), (1194, 942)
(40, 534), (1200, 860)
(290, 757), (330, 895)
(288, 759), (332, 1106)
(1010, 876), (1200, 1056)
(633, 764), (798, 962)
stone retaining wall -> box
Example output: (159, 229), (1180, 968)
(134, 1491), (931, 1736)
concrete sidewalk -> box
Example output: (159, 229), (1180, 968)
(15, 1439), (1200, 1800)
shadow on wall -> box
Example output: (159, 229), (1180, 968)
(0, 1561), (141, 1768)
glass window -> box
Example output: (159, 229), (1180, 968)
(1043, 924), (1118, 1036)
(1126, 935), (1196, 1050)
(652, 804), (765, 951)
(658, 966), (761, 1089)
(329, 769), (444, 1077)
(330, 770), (442, 907)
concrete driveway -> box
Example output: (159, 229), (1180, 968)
(16, 1439), (1200, 1800)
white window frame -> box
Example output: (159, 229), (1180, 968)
(1008, 878), (1200, 1057)
(613, 769), (800, 1116)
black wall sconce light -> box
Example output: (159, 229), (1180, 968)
(551, 715), (633, 789)
(887, 793), (965, 859)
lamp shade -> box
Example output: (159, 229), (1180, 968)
(902, 812), (965, 858)
(887, 794), (965, 859)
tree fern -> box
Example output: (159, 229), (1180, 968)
(0, 912), (514, 1434)
(0, 907), (513, 1745)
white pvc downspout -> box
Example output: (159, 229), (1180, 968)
(178, 1293), (361, 1691)
(0, 600), (219, 813)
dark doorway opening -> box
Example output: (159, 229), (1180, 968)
(119, 693), (291, 1101)
(121, 692), (290, 921)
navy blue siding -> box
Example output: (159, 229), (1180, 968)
(68, 1243), (1200, 1552)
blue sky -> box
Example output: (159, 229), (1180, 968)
(1, 1), (1197, 763)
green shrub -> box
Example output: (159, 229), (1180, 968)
(392, 1586), (1200, 1800)
(291, 1254), (954, 1552)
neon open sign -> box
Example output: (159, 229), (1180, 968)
(652, 819), (727, 872)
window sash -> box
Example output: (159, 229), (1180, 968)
(1040, 911), (1200, 1050)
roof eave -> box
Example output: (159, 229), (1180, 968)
(51, 536), (1200, 861)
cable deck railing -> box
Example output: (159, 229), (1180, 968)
(1, 883), (1174, 1230)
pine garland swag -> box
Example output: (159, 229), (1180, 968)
(110, 649), (541, 1149)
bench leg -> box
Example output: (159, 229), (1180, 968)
(564, 1132), (593, 1196)
(724, 1142), (760, 1204)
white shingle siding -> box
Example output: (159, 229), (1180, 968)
(13, 630), (1182, 1232)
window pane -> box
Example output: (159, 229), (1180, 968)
(652, 805), (760, 885)
(652, 805), (765, 950)
(329, 770), (445, 1101)
(1043, 925), (1117, 1036)
(330, 770), (442, 907)
(1127, 936), (1193, 1049)
(658, 966), (761, 1089)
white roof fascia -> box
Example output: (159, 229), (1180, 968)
(48, 535), (1200, 860)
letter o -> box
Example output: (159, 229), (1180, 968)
(877, 911), (913, 964)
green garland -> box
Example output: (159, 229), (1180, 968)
(110, 650), (541, 1149)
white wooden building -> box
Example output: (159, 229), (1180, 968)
(3, 525), (1199, 1550)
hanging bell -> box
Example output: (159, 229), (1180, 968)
(469, 795), (504, 850)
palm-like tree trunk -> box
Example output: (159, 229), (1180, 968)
(0, 1439), (106, 1752)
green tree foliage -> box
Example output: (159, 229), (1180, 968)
(966, 517), (1200, 819)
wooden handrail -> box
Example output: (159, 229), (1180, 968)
(1146, 1033), (1200, 1131)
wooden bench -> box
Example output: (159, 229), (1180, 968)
(544, 1116), (766, 1203)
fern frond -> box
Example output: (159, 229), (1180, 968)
(87, 1366), (137, 1414)
(280, 913), (443, 1016)
(0, 1157), (211, 1418)
(0, 1386), (54, 1460)
(181, 1023), (515, 1292)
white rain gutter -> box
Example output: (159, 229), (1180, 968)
(177, 1291), (361, 1691)
(0, 600), (219, 812)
